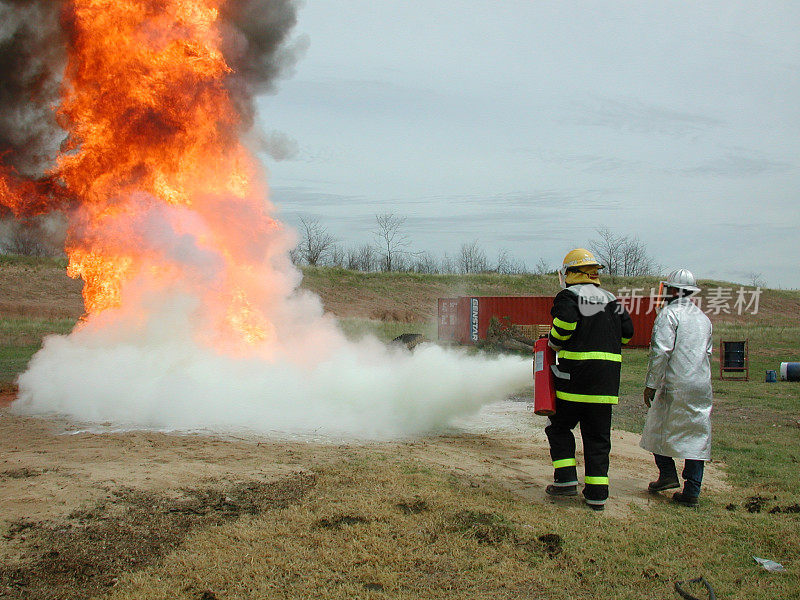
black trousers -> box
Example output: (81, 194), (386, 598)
(545, 398), (612, 502)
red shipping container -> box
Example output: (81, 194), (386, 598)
(444, 296), (655, 348)
(617, 296), (657, 348)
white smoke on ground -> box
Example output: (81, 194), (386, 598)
(12, 200), (531, 439)
(14, 303), (530, 439)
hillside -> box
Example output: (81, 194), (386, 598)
(2, 256), (797, 326)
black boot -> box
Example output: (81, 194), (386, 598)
(672, 491), (699, 507)
(648, 476), (680, 492)
(546, 484), (577, 497)
(583, 497), (605, 511)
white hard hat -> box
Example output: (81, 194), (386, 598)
(664, 268), (700, 293)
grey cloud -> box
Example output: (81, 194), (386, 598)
(566, 97), (725, 136)
(272, 186), (368, 209)
(254, 129), (300, 161)
(680, 152), (794, 177)
(532, 150), (652, 174)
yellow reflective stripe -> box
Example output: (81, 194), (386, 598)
(558, 351), (621, 362)
(556, 391), (619, 404)
(553, 458), (577, 469)
(621, 337), (631, 344)
(585, 476), (609, 485)
(553, 317), (577, 331)
(550, 327), (571, 341)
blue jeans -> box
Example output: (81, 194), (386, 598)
(654, 454), (705, 498)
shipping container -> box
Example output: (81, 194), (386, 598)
(437, 296), (655, 348)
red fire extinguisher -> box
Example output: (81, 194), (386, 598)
(533, 336), (557, 416)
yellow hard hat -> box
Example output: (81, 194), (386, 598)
(561, 248), (603, 273)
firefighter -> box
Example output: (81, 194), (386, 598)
(640, 269), (713, 507)
(545, 248), (634, 511)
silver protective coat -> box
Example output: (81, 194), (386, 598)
(640, 297), (713, 460)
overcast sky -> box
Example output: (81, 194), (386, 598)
(256, 1), (800, 288)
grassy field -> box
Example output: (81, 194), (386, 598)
(102, 336), (799, 600)
(1, 257), (799, 599)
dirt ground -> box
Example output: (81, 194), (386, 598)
(0, 394), (727, 526)
(0, 390), (730, 598)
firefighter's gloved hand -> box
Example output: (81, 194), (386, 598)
(548, 340), (561, 352)
(643, 387), (656, 407)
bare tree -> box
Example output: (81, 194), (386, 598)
(412, 251), (439, 274)
(0, 217), (64, 257)
(0, 225), (54, 256)
(440, 253), (456, 274)
(296, 217), (336, 266)
(589, 227), (655, 277)
(358, 244), (379, 272)
(459, 239), (489, 274)
(394, 252), (414, 272)
(345, 246), (359, 270)
(496, 248), (527, 275)
(346, 243), (378, 272)
(327, 244), (345, 268)
(373, 213), (409, 272)
(496, 248), (512, 274)
(589, 227), (625, 276)
(746, 271), (766, 288)
(533, 257), (552, 275)
(618, 236), (656, 277)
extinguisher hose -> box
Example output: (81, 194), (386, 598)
(674, 577), (716, 600)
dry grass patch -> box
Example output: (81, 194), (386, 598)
(95, 451), (800, 600)
(0, 475), (316, 600)
(105, 455), (571, 600)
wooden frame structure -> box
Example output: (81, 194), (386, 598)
(720, 339), (749, 380)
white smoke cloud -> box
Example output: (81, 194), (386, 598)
(14, 297), (530, 439)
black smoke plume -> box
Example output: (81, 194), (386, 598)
(220, 0), (309, 131)
(0, 0), (67, 177)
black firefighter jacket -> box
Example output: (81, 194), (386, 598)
(548, 283), (634, 404)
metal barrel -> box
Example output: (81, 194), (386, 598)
(779, 362), (800, 381)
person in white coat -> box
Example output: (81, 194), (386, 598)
(641, 269), (713, 507)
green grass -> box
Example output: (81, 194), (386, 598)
(300, 266), (563, 296)
(336, 317), (437, 343)
(0, 253), (67, 269)
(0, 317), (76, 388)
(0, 345), (42, 389)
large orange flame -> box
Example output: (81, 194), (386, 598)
(2, 0), (286, 351)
